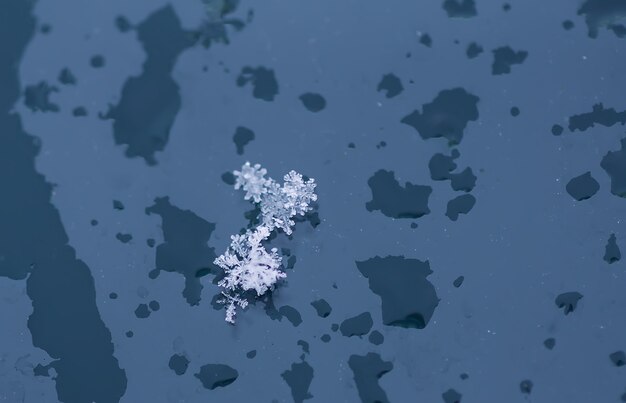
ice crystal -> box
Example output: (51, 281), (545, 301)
(215, 162), (317, 323)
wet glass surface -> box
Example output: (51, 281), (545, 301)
(1, 0), (626, 402)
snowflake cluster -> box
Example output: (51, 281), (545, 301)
(215, 162), (317, 323)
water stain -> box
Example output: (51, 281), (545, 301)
(299, 93), (326, 112)
(401, 88), (479, 145)
(555, 292), (583, 315)
(377, 73), (403, 98)
(604, 233), (621, 264)
(446, 194), (476, 221)
(366, 170), (432, 219)
(145, 197), (217, 306)
(195, 363), (238, 390)
(565, 171), (599, 201)
(348, 353), (393, 403)
(368, 330), (384, 345)
(23, 81), (59, 112)
(233, 126), (255, 155)
(442, 388), (463, 403)
(491, 46), (528, 75)
(310, 299), (332, 317)
(278, 305), (303, 327)
(600, 138), (626, 198)
(104, 6), (195, 165)
(442, 0), (477, 18)
(236, 66), (279, 101)
(577, 0), (626, 38)
(168, 354), (189, 375)
(58, 68), (76, 85)
(355, 256), (439, 329)
(568, 104), (626, 132)
(281, 360), (314, 403)
(520, 380), (533, 394)
(466, 42), (483, 58)
(340, 312), (373, 337)
(610, 351), (626, 367)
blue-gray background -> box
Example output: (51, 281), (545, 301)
(1, 0), (626, 402)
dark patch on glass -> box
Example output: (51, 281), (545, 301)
(377, 73), (404, 98)
(442, 0), (477, 18)
(429, 150), (460, 181)
(453, 275), (464, 288)
(113, 200), (125, 210)
(145, 196), (217, 306)
(355, 256), (439, 329)
(281, 360), (314, 403)
(604, 233), (621, 264)
(450, 167), (477, 192)
(520, 380), (533, 394)
(551, 124), (564, 136)
(368, 330), (384, 345)
(577, 0), (626, 38)
(116, 232), (132, 243)
(168, 354), (189, 375)
(340, 312), (373, 337)
(149, 300), (160, 311)
(24, 81), (59, 112)
(348, 142), (356, 148)
(611, 351), (626, 367)
(311, 298), (332, 317)
(568, 104), (626, 132)
(246, 350), (256, 359)
(194, 0), (248, 48)
(221, 171), (236, 185)
(503, 3), (511, 11)
(555, 292), (583, 315)
(601, 138), (626, 198)
(460, 373), (469, 380)
(278, 305), (303, 327)
(233, 126), (255, 155)
(90, 54), (105, 68)
(565, 171), (600, 201)
(321, 334), (331, 342)
(109, 292), (118, 299)
(366, 170), (432, 219)
(58, 68), (76, 85)
(410, 222), (418, 229)
(297, 340), (309, 354)
(446, 194), (476, 221)
(544, 337), (556, 350)
(442, 388), (462, 403)
(40, 23), (51, 34)
(610, 23), (626, 37)
(134, 303), (150, 318)
(420, 33), (433, 47)
(299, 92), (327, 112)
(562, 20), (575, 30)
(126, 331), (133, 338)
(34, 363), (51, 377)
(236, 66), (279, 101)
(491, 46), (528, 75)
(195, 363), (238, 390)
(147, 238), (156, 247)
(331, 323), (339, 332)
(72, 106), (87, 117)
(348, 353), (393, 403)
(466, 42), (483, 58)
(115, 15), (132, 32)
(401, 88), (479, 145)
(510, 106), (520, 117)
(104, 6), (195, 165)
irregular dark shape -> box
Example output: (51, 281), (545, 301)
(453, 276), (464, 288)
(72, 106), (87, 117)
(410, 222), (418, 229)
(442, 388), (462, 403)
(116, 232), (133, 243)
(0, 2), (127, 400)
(610, 351), (626, 367)
(279, 305), (303, 327)
(320, 334), (331, 342)
(443, 0), (477, 18)
(348, 353), (393, 403)
(146, 197), (217, 306)
(115, 15), (132, 32)
(577, 0), (626, 38)
(331, 323), (339, 332)
(368, 330), (384, 345)
(34, 363), (51, 377)
(429, 151), (459, 180)
(420, 33), (432, 47)
(466, 42), (483, 58)
(610, 23), (626, 37)
(90, 219), (98, 226)
(446, 194), (476, 221)
(569, 104), (626, 132)
(58, 68), (76, 85)
(544, 338), (556, 350)
(193, 0), (248, 48)
(23, 81), (59, 112)
(503, 3), (511, 11)
(105, 6), (195, 165)
(297, 340), (310, 354)
(113, 200), (125, 210)
(555, 292), (583, 315)
(311, 299), (332, 317)
(299, 93), (326, 112)
(460, 373), (469, 380)
(169, 354), (189, 375)
(109, 292), (118, 299)
(366, 170), (432, 219)
(604, 233), (621, 264)
(149, 300), (160, 311)
(134, 304), (150, 318)
(90, 55), (105, 68)
(281, 361), (314, 403)
(551, 124), (564, 136)
(563, 20), (575, 30)
(340, 312), (373, 337)
(356, 256), (439, 329)
(221, 171), (236, 185)
(491, 46), (528, 75)
(233, 126), (255, 154)
(601, 138), (626, 197)
(377, 73), (403, 98)
(401, 88), (479, 145)
(246, 350), (256, 359)
(195, 364), (238, 389)
(450, 168), (477, 192)
(126, 331), (133, 338)
(565, 171), (600, 201)
(520, 380), (533, 394)
(236, 66), (279, 101)
(510, 106), (520, 117)
(147, 238), (156, 247)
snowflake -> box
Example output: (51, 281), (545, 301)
(214, 162), (318, 323)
